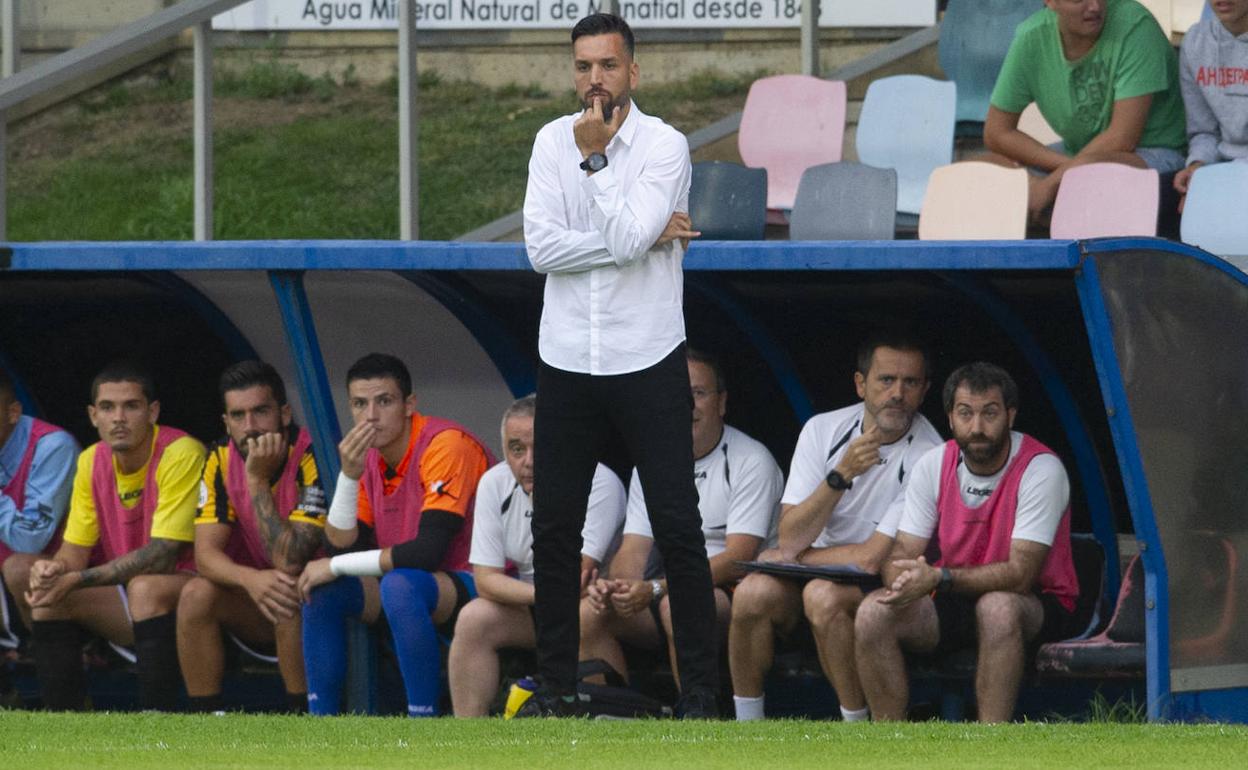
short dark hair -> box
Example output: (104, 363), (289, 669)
(91, 360), (156, 404)
(0, 368), (14, 403)
(219, 360), (287, 408)
(856, 330), (929, 379)
(686, 348), (726, 393)
(572, 13), (635, 58)
(942, 362), (1019, 413)
(346, 353), (412, 399)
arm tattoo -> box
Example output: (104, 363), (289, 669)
(251, 487), (286, 555)
(275, 522), (324, 572)
(251, 486), (325, 571)
(76, 538), (183, 588)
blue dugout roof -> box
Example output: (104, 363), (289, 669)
(3, 236), (1245, 722)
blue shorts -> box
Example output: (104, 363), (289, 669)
(1030, 141), (1185, 175)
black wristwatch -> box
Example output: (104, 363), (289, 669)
(936, 566), (954, 595)
(825, 469), (852, 491)
(579, 152), (608, 172)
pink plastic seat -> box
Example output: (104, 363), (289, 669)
(738, 75), (847, 216)
(1050, 163), (1159, 239)
(918, 161), (1028, 240)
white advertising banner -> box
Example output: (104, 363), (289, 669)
(213, 0), (936, 31)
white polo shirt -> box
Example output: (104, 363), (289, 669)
(469, 461), (626, 583)
(625, 424), (784, 558)
(782, 403), (943, 546)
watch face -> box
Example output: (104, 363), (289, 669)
(588, 153), (607, 171)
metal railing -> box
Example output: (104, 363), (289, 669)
(0, 0), (426, 241)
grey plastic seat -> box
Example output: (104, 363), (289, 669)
(938, 0), (1042, 125)
(689, 161), (767, 241)
(789, 162), (898, 241)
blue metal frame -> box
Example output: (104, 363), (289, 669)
(398, 272), (536, 397)
(7, 235), (1245, 722)
(267, 271), (342, 493)
(685, 274), (814, 424)
(1080, 236), (1248, 288)
(939, 267), (1121, 606)
(1073, 254), (1172, 721)
(3, 239), (1082, 272)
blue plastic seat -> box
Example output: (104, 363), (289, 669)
(938, 0), (1042, 125)
(789, 162), (897, 241)
(856, 75), (957, 216)
(689, 161), (767, 241)
(1180, 161), (1248, 261)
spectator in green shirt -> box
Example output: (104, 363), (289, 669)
(982, 0), (1187, 220)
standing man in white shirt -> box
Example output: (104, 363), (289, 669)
(448, 395), (626, 717)
(522, 12), (713, 718)
(579, 350), (783, 695)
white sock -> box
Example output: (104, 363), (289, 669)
(734, 694), (765, 721)
(840, 705), (870, 722)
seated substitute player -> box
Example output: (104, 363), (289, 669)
(0, 370), (77, 645)
(177, 361), (325, 714)
(448, 394), (626, 717)
(854, 362), (1080, 723)
(579, 349), (784, 694)
(297, 353), (493, 716)
(26, 362), (204, 711)
(728, 333), (941, 723)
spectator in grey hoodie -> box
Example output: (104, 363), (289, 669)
(1174, 0), (1248, 198)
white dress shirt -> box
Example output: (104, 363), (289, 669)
(523, 100), (691, 375)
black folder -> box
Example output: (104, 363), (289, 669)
(737, 560), (883, 590)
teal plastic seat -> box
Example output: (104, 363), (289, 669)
(938, 0), (1042, 124)
(689, 161), (767, 241)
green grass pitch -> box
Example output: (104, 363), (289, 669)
(1, 712), (1246, 769)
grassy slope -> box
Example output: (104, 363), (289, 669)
(7, 64), (757, 242)
(1, 713), (1246, 769)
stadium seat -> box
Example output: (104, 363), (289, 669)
(1180, 161), (1248, 265)
(1050, 163), (1159, 239)
(1037, 535), (1238, 679)
(738, 74), (847, 218)
(1136, 0), (1173, 36)
(856, 75), (957, 215)
(689, 161), (767, 241)
(1018, 102), (1061, 146)
(1174, 0), (1211, 32)
(917, 161), (1028, 240)
(938, 0), (1042, 126)
(788, 162), (897, 240)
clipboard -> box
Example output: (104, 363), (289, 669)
(737, 560), (883, 590)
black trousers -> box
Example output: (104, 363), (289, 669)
(532, 343), (717, 695)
